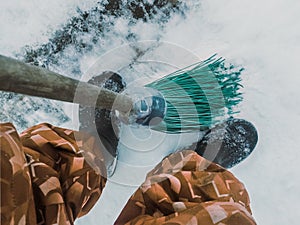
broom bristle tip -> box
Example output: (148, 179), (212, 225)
(145, 55), (243, 133)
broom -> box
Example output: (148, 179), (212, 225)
(0, 54), (243, 133)
(144, 54), (243, 133)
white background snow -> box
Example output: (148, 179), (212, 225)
(1, 0), (300, 224)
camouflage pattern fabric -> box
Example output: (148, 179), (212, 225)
(1, 123), (106, 225)
(1, 123), (256, 225)
(115, 150), (256, 225)
(0, 123), (36, 225)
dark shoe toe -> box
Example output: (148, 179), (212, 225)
(195, 118), (258, 168)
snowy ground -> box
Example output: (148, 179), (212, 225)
(1, 0), (300, 224)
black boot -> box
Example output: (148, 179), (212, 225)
(79, 71), (126, 176)
(194, 118), (258, 168)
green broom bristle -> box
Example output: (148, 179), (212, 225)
(145, 54), (243, 133)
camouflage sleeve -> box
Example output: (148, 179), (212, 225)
(0, 123), (36, 225)
(115, 150), (257, 225)
(20, 123), (107, 224)
(1, 122), (107, 225)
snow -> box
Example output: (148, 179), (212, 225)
(0, 0), (96, 56)
(1, 1), (300, 225)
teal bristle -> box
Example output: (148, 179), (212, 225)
(145, 54), (243, 133)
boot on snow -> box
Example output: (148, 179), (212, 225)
(194, 118), (258, 168)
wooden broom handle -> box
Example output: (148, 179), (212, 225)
(0, 55), (133, 114)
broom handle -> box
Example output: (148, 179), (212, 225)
(0, 55), (133, 114)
